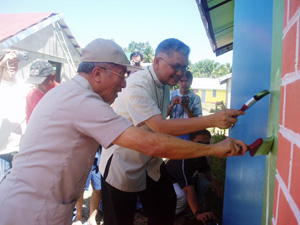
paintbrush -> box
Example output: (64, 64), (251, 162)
(241, 136), (274, 156)
(233, 90), (270, 118)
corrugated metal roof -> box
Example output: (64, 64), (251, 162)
(191, 77), (227, 90)
(0, 12), (81, 55)
(195, 0), (234, 56)
(219, 73), (232, 84)
(0, 12), (54, 42)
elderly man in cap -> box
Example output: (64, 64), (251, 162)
(0, 38), (247, 225)
(25, 60), (59, 123)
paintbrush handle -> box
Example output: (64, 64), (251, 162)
(232, 104), (248, 118)
(240, 104), (248, 111)
(238, 138), (263, 156)
(233, 97), (257, 118)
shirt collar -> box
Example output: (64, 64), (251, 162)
(73, 74), (94, 93)
(148, 64), (164, 88)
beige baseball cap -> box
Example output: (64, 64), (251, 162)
(81, 38), (143, 72)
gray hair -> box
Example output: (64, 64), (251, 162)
(155, 38), (190, 57)
(77, 62), (114, 74)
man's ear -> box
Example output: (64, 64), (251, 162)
(153, 57), (159, 65)
(92, 67), (103, 82)
(153, 57), (160, 70)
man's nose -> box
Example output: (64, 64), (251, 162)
(121, 79), (127, 88)
(175, 69), (184, 76)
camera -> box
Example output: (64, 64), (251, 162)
(16, 51), (29, 61)
(3, 49), (29, 61)
(133, 60), (140, 66)
(181, 96), (189, 105)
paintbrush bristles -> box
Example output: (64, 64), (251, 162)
(253, 90), (270, 101)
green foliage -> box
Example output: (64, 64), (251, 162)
(189, 59), (231, 78)
(123, 41), (154, 63)
(210, 128), (228, 142)
(203, 129), (228, 224)
(215, 63), (232, 76)
(212, 157), (226, 185)
(209, 128), (228, 190)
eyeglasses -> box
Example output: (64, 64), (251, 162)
(97, 67), (128, 81)
(159, 57), (189, 74)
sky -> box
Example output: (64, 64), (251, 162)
(1, 0), (233, 65)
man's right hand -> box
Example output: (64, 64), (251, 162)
(211, 109), (245, 129)
(0, 51), (18, 65)
(212, 137), (248, 158)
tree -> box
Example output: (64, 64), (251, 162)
(189, 59), (231, 78)
(123, 41), (154, 63)
(214, 63), (232, 76)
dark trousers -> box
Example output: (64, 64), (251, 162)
(102, 163), (176, 225)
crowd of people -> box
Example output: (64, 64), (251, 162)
(0, 38), (248, 225)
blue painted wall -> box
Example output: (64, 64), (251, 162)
(223, 1), (273, 224)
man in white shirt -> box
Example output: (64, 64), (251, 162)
(100, 38), (246, 225)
